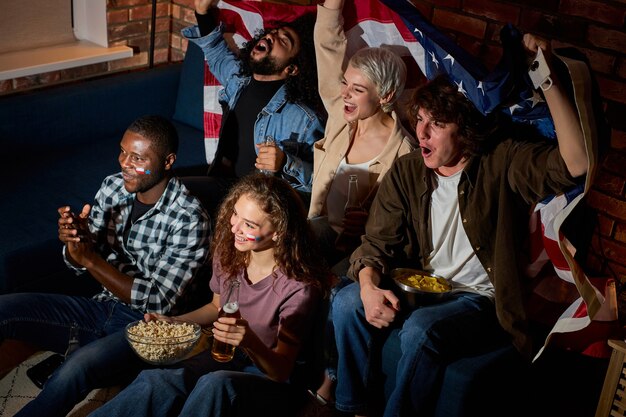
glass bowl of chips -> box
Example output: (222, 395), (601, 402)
(391, 268), (452, 307)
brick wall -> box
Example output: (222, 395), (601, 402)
(0, 0), (173, 94)
(2, 0), (626, 279)
(0, 0), (309, 94)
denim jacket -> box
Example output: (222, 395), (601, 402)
(182, 24), (324, 191)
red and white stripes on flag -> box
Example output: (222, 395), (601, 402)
(200, 0), (613, 357)
(526, 52), (616, 360)
(200, 0), (422, 164)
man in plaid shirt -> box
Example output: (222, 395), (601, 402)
(0, 115), (211, 417)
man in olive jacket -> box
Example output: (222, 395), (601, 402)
(331, 35), (589, 417)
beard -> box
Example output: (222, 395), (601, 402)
(248, 55), (289, 76)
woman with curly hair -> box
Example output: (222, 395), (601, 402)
(89, 173), (333, 417)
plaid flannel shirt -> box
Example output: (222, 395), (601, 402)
(64, 173), (211, 314)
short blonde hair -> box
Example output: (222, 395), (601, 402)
(348, 47), (407, 113)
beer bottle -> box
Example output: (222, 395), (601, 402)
(211, 279), (241, 362)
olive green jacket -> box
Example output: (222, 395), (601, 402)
(348, 139), (580, 358)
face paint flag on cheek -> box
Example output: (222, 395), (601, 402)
(135, 167), (151, 175)
(245, 233), (262, 242)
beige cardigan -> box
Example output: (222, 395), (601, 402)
(309, 5), (415, 219)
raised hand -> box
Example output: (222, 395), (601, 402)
(522, 33), (587, 178)
(195, 0), (220, 15)
(523, 33), (551, 58)
(342, 208), (368, 237)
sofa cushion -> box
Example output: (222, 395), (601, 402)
(172, 41), (205, 132)
(0, 136), (119, 293)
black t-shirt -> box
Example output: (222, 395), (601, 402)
(123, 198), (155, 243)
(194, 12), (284, 178)
(196, 11), (217, 36)
(222, 78), (284, 178)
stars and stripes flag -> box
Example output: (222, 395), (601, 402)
(200, 0), (612, 357)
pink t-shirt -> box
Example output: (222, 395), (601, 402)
(209, 257), (321, 352)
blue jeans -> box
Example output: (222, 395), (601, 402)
(89, 349), (297, 417)
(0, 292), (145, 417)
(333, 282), (507, 417)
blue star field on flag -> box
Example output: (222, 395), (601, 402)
(381, 0), (556, 140)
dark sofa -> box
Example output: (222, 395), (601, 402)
(0, 43), (208, 295)
(384, 338), (607, 417)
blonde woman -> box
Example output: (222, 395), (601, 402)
(306, 0), (416, 411)
(308, 0), (416, 273)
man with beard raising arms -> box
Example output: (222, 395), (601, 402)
(181, 0), (325, 216)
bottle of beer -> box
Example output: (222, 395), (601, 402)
(335, 175), (368, 252)
(211, 279), (241, 362)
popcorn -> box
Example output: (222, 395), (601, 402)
(126, 320), (199, 364)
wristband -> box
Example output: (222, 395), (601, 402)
(529, 48), (552, 91)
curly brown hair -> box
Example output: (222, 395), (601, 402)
(210, 173), (332, 295)
(407, 75), (499, 158)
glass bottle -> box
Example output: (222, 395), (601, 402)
(344, 174), (360, 213)
(211, 279), (241, 362)
(335, 175), (368, 252)
(258, 135), (276, 175)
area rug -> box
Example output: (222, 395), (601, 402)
(0, 351), (120, 417)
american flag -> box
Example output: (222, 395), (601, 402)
(200, 0), (613, 358)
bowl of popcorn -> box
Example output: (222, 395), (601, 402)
(391, 268), (452, 307)
(125, 319), (202, 365)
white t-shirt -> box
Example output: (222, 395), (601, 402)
(326, 157), (371, 232)
(425, 170), (495, 299)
